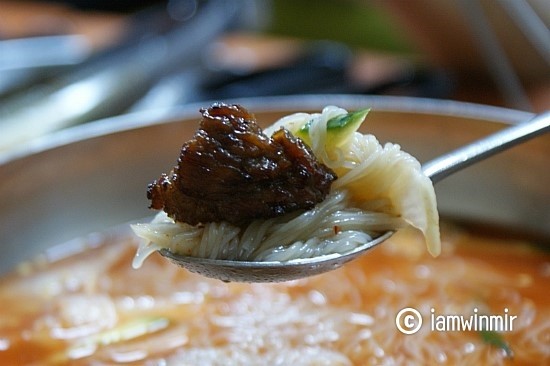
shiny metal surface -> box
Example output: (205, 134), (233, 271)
(423, 111), (550, 183)
(0, 95), (548, 277)
(159, 231), (395, 283)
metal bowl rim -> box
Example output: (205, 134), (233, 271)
(0, 94), (534, 166)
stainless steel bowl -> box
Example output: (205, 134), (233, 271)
(1, 95), (548, 274)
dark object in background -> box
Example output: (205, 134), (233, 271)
(160, 40), (454, 105)
(36, 0), (164, 13)
(200, 41), (354, 98)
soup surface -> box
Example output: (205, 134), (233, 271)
(0, 224), (549, 365)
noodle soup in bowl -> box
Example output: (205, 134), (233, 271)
(0, 95), (548, 365)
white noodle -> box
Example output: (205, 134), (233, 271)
(132, 190), (407, 264)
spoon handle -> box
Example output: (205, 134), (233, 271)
(422, 111), (550, 184)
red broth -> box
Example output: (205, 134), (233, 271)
(0, 224), (549, 365)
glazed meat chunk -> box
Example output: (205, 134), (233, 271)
(147, 103), (337, 226)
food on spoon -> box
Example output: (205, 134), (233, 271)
(132, 104), (440, 267)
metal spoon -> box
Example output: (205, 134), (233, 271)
(160, 111), (550, 282)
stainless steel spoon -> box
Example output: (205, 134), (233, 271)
(160, 111), (550, 282)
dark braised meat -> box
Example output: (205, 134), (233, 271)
(147, 103), (337, 226)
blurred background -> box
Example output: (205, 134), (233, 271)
(1, 0), (549, 151)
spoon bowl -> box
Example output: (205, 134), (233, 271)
(159, 111), (550, 282)
(160, 231), (394, 282)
